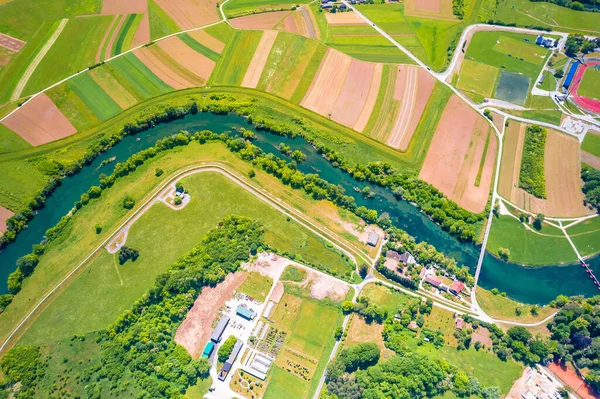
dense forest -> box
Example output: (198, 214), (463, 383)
(582, 166), (600, 212)
(1, 215), (264, 398)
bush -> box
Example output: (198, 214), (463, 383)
(519, 126), (547, 199)
(498, 247), (510, 261)
(174, 196), (182, 206)
(155, 168), (164, 177)
(118, 246), (139, 264)
(218, 336), (238, 362)
(123, 196), (135, 209)
(95, 224), (102, 234)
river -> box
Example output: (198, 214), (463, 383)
(1, 112), (598, 304)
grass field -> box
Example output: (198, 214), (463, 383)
(210, 30), (263, 86)
(112, 14), (138, 56)
(494, 0), (600, 36)
(582, 132), (600, 158)
(495, 70), (530, 105)
(486, 215), (577, 266)
(3, 141), (357, 347)
(239, 272), (273, 302)
(148, 0), (180, 40)
(223, 0), (309, 17)
(538, 70), (557, 92)
(67, 73), (122, 120)
(361, 282), (418, 315)
(17, 167), (353, 346)
(578, 67), (600, 101)
(23, 16), (114, 96)
(568, 217), (600, 258)
(89, 67), (138, 109)
(457, 59), (499, 97)
(45, 82), (100, 130)
(107, 52), (173, 100)
(477, 287), (555, 323)
(0, 125), (31, 154)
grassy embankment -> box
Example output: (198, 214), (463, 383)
(223, 0), (310, 17)
(486, 215), (577, 266)
(567, 217), (600, 258)
(3, 141), (361, 349)
(477, 287), (555, 323)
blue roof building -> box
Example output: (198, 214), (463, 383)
(236, 305), (256, 320)
(563, 61), (580, 89)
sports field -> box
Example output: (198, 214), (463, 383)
(578, 66), (600, 101)
(456, 59), (499, 98)
(495, 71), (530, 106)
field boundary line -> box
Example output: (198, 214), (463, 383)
(11, 18), (69, 101)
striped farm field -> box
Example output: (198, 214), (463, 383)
(156, 36), (217, 84)
(242, 30), (279, 88)
(364, 64), (400, 142)
(179, 33), (221, 62)
(89, 67), (138, 109)
(46, 83), (100, 131)
(186, 30), (226, 54)
(106, 52), (173, 101)
(67, 73), (122, 121)
(256, 32), (323, 100)
(148, 0), (180, 39)
(96, 15), (123, 63)
(154, 0), (220, 31)
(112, 14), (139, 55)
(210, 30), (263, 86)
(135, 45), (202, 89)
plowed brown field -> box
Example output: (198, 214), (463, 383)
(188, 29), (225, 53)
(155, 0), (220, 30)
(419, 95), (495, 213)
(241, 30), (278, 88)
(157, 36), (216, 83)
(1, 94), (77, 146)
(134, 47), (196, 89)
(330, 59), (378, 128)
(0, 206), (14, 233)
(325, 12), (367, 26)
(0, 33), (26, 52)
(230, 11), (289, 29)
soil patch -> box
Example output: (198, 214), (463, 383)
(157, 35), (216, 83)
(132, 13), (150, 47)
(0, 33), (26, 52)
(0, 206), (14, 233)
(301, 48), (352, 117)
(583, 151), (600, 170)
(330, 59), (377, 128)
(188, 29), (225, 53)
(242, 30), (278, 89)
(155, 0), (220, 30)
(134, 47), (195, 89)
(1, 94), (77, 146)
(404, 0), (457, 20)
(101, 0), (147, 14)
(419, 95), (494, 213)
(230, 11), (290, 30)
(174, 272), (248, 358)
(324, 11), (367, 26)
(303, 270), (349, 301)
(344, 315), (393, 358)
(471, 327), (493, 348)
(354, 63), (383, 132)
(387, 66), (435, 150)
(270, 281), (285, 303)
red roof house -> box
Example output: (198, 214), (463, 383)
(455, 317), (464, 330)
(449, 280), (465, 295)
(425, 274), (442, 288)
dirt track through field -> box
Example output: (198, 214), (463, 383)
(330, 59), (378, 128)
(175, 272), (247, 358)
(354, 64), (383, 132)
(301, 48), (352, 117)
(419, 95), (494, 212)
(0, 33), (26, 52)
(11, 18), (68, 101)
(155, 0), (220, 30)
(387, 66), (435, 150)
(242, 30), (278, 88)
(134, 47), (195, 89)
(157, 36), (216, 83)
(1, 93), (77, 146)
(188, 29), (225, 53)
(0, 206), (14, 233)
(230, 11), (290, 30)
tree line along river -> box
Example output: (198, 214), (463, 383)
(0, 112), (597, 304)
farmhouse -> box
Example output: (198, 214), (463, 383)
(211, 315), (230, 343)
(218, 339), (243, 381)
(236, 304), (256, 320)
(449, 280), (465, 296)
(535, 36), (555, 48)
(367, 232), (380, 247)
(424, 274), (442, 288)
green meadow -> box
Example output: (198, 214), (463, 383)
(148, 0), (180, 39)
(582, 132), (600, 158)
(567, 217), (600, 258)
(67, 73), (122, 120)
(0, 125), (31, 154)
(457, 59), (500, 97)
(46, 82), (100, 130)
(179, 33), (221, 62)
(106, 52), (173, 100)
(223, 0), (309, 17)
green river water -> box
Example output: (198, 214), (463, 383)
(0, 112), (597, 304)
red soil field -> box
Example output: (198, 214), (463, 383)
(175, 272), (247, 358)
(157, 36), (216, 83)
(242, 30), (278, 88)
(548, 362), (600, 399)
(229, 11), (290, 30)
(301, 49), (352, 118)
(131, 13), (150, 48)
(155, 0), (220, 30)
(0, 33), (26, 52)
(188, 29), (225, 54)
(330, 59), (377, 128)
(324, 12), (367, 26)
(0, 206), (14, 233)
(419, 95), (494, 213)
(582, 151), (600, 171)
(279, 8), (319, 39)
(416, 0), (441, 12)
(388, 66), (435, 150)
(134, 47), (196, 89)
(1, 94), (77, 146)
(101, 0), (147, 15)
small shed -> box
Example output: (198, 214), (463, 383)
(236, 305), (256, 320)
(455, 317), (464, 330)
(367, 232), (380, 247)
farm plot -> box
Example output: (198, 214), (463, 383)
(106, 52), (173, 101)
(277, 7), (320, 39)
(148, 0), (180, 39)
(324, 12), (368, 26)
(229, 11), (291, 30)
(45, 82), (100, 131)
(153, 0), (220, 31)
(67, 73), (122, 121)
(456, 59), (499, 98)
(210, 31), (263, 86)
(387, 65), (436, 150)
(498, 123), (589, 217)
(89, 67), (138, 109)
(418, 95), (496, 213)
(0, 33), (26, 51)
(134, 46), (198, 89)
(184, 30), (225, 57)
(300, 49), (383, 130)
(22, 16), (113, 97)
(223, 0), (310, 18)
(0, 205), (14, 233)
(404, 0), (458, 21)
(256, 32), (324, 100)
(1, 93), (77, 146)
(156, 36), (216, 84)
(242, 30), (279, 88)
